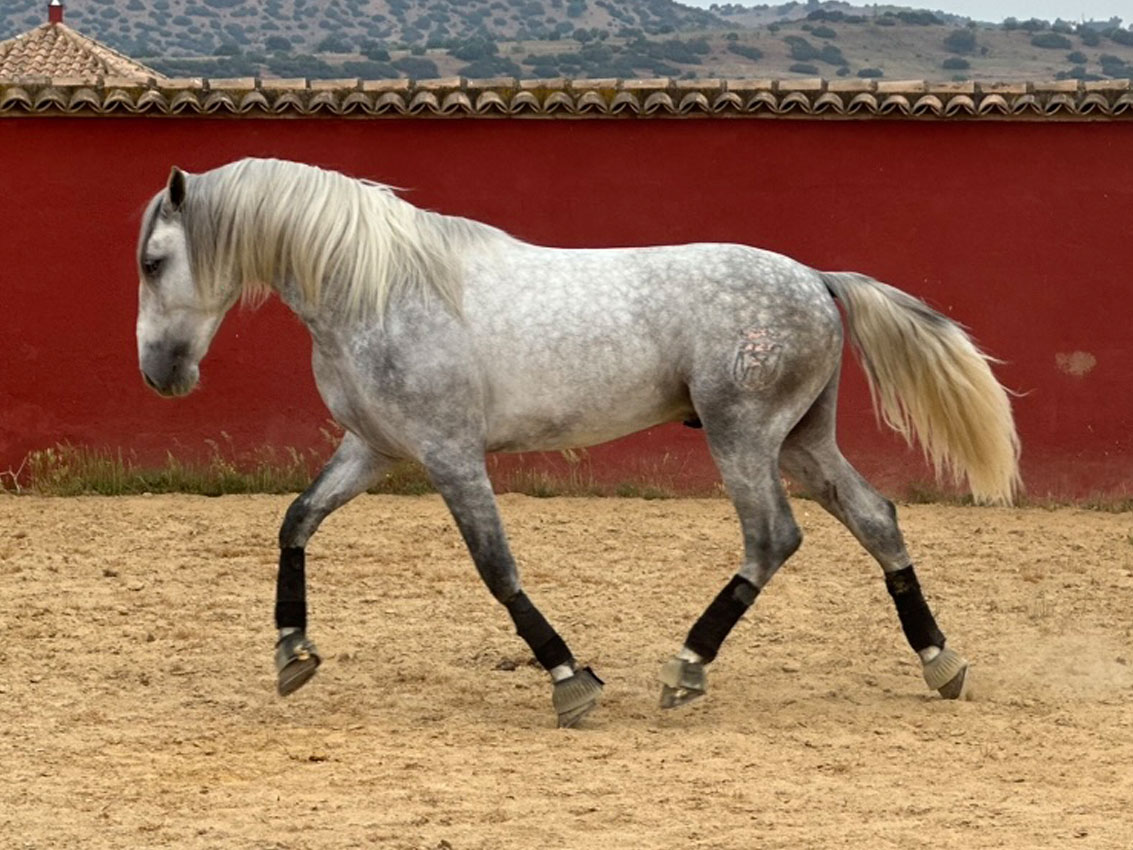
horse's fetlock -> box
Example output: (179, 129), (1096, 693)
(505, 591), (573, 671)
(886, 565), (946, 653)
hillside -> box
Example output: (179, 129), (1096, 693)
(0, 0), (727, 56)
(1, 0), (1131, 82)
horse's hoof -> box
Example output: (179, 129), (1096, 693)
(276, 632), (321, 696)
(923, 647), (970, 700)
(659, 657), (707, 709)
(553, 666), (604, 728)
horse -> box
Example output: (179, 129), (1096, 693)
(135, 157), (1019, 727)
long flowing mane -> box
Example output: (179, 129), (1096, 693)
(169, 158), (499, 318)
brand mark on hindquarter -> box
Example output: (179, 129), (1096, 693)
(733, 328), (784, 390)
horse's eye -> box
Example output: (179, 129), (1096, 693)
(143, 257), (163, 278)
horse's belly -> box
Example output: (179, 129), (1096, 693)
(484, 373), (689, 453)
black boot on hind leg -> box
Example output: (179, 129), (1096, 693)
(660, 575), (759, 710)
(887, 566), (970, 700)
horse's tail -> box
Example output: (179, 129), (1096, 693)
(820, 271), (1020, 505)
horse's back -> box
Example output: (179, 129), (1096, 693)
(465, 240), (831, 330)
(459, 240), (841, 453)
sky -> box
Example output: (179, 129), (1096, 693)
(679, 1), (1128, 24)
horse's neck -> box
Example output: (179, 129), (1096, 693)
(256, 187), (510, 327)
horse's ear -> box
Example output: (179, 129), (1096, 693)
(167, 166), (187, 210)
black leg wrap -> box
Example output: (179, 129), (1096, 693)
(505, 591), (573, 671)
(885, 565), (946, 653)
(685, 575), (759, 663)
(275, 547), (307, 631)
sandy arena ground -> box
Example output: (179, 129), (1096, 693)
(2, 494), (1132, 849)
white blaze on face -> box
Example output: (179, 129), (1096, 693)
(136, 214), (225, 396)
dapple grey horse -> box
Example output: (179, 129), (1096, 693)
(135, 158), (1019, 726)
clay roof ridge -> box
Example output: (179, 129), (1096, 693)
(53, 22), (167, 81)
(1, 75), (1130, 119)
(0, 21), (166, 83)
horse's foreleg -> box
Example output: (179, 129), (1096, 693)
(661, 453), (802, 709)
(660, 386), (808, 710)
(426, 455), (603, 727)
(275, 432), (388, 696)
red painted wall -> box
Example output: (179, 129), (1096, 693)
(1, 116), (1129, 500)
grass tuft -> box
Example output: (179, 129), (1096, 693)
(900, 479), (975, 506)
(2, 444), (679, 499)
(8, 444), (316, 497)
(5, 444), (1129, 510)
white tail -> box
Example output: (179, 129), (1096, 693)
(821, 272), (1021, 505)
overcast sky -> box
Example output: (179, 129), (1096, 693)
(681, 1), (1128, 23)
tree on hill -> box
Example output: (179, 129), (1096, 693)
(342, 60), (399, 78)
(392, 56), (440, 78)
(359, 39), (391, 61)
(1031, 32), (1072, 49)
(315, 34), (352, 53)
(943, 29), (976, 55)
(458, 56), (522, 77)
(727, 43), (763, 62)
(784, 36), (818, 62)
(1078, 28), (1101, 46)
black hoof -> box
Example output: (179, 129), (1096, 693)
(553, 666), (604, 728)
(276, 632), (321, 696)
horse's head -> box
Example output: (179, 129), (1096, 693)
(135, 167), (237, 397)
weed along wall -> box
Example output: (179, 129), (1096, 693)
(1, 82), (1130, 500)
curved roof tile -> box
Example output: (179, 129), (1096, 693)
(0, 76), (1129, 119)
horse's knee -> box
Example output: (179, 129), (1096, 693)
(279, 495), (317, 549)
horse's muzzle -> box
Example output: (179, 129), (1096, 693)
(140, 342), (198, 398)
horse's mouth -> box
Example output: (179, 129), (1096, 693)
(141, 367), (199, 398)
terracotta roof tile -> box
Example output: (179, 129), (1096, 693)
(0, 14), (1128, 120)
(0, 22), (165, 83)
(0, 75), (1130, 120)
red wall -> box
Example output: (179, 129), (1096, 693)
(1, 116), (1129, 500)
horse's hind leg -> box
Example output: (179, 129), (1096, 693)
(425, 453), (602, 728)
(661, 404), (803, 709)
(779, 375), (970, 699)
(275, 432), (389, 696)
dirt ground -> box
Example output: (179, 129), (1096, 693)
(2, 494), (1132, 849)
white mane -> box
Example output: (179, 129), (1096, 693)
(174, 157), (499, 319)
